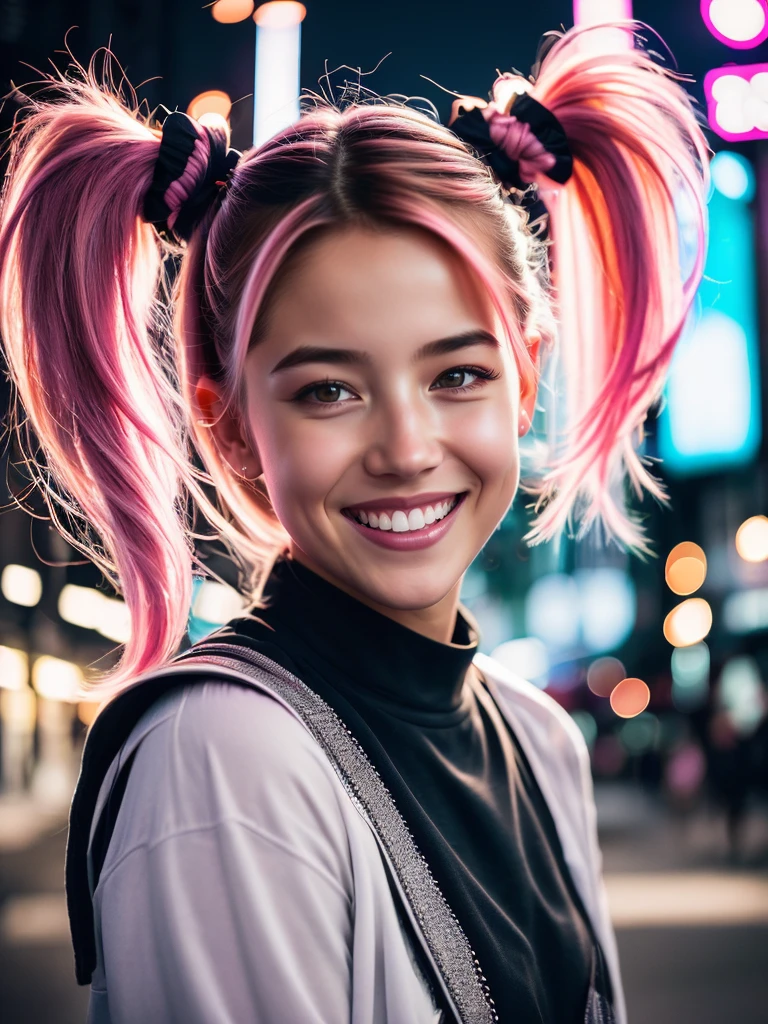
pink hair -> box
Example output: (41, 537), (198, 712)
(0, 25), (708, 695)
(520, 23), (710, 552)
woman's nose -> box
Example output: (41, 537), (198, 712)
(361, 396), (444, 479)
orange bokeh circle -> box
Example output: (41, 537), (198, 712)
(663, 598), (712, 648)
(610, 677), (651, 719)
(665, 542), (706, 595)
(211, 0), (255, 24)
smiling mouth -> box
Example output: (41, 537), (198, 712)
(342, 492), (468, 534)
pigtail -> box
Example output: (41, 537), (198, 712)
(521, 23), (709, 555)
(0, 57), (246, 696)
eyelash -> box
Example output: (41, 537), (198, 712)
(292, 365), (502, 407)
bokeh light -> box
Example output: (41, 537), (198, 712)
(0, 646), (29, 691)
(211, 0), (255, 22)
(723, 586), (768, 632)
(490, 637), (549, 687)
(735, 514), (768, 562)
(254, 1), (306, 27)
(31, 656), (83, 703)
(718, 655), (766, 735)
(665, 542), (707, 595)
(701, 0), (768, 49)
(187, 90), (232, 124)
(610, 677), (651, 718)
(665, 742), (707, 800)
(525, 573), (580, 648)
(575, 568), (636, 652)
(58, 584), (132, 644)
(620, 712), (660, 754)
(711, 151), (756, 201)
(671, 642), (710, 711)
(587, 656), (626, 697)
(663, 598), (713, 647)
(0, 564), (42, 607)
(0, 686), (36, 731)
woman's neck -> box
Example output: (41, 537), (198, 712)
(287, 548), (463, 645)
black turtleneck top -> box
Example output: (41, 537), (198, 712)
(211, 554), (603, 1023)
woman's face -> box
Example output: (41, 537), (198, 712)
(203, 224), (538, 629)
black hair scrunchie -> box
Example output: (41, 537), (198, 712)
(142, 110), (241, 243)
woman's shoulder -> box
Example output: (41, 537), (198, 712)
(101, 679), (354, 872)
(148, 678), (333, 768)
(138, 677), (344, 795)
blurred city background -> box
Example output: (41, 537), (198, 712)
(1, 0), (768, 1021)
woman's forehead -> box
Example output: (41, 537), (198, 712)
(253, 224), (497, 359)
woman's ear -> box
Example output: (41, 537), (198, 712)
(519, 330), (542, 436)
(194, 375), (263, 480)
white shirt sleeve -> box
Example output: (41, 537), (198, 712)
(91, 682), (357, 1024)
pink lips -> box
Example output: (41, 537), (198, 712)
(342, 492), (468, 551)
(342, 490), (462, 516)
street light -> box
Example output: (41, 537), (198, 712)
(253, 2), (306, 146)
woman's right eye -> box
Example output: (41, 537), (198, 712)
(292, 379), (358, 405)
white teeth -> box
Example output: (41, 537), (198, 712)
(408, 508), (425, 531)
(351, 496), (460, 533)
(392, 510), (409, 533)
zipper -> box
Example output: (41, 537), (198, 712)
(171, 641), (499, 1024)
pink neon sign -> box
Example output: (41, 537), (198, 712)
(701, 0), (768, 49)
(704, 63), (768, 141)
(572, 0), (633, 52)
(573, 0), (632, 20)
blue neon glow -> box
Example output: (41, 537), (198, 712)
(711, 151), (755, 201)
(186, 576), (222, 644)
(658, 158), (762, 474)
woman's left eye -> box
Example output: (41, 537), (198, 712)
(431, 365), (501, 391)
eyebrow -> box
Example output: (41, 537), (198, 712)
(268, 329), (500, 375)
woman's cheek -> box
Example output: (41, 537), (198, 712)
(452, 400), (519, 485)
(262, 417), (355, 516)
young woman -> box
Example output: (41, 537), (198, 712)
(0, 21), (708, 1024)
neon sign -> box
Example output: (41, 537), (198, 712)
(701, 0), (768, 49)
(704, 63), (768, 141)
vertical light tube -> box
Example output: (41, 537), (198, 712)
(253, 2), (306, 147)
(573, 0), (634, 52)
